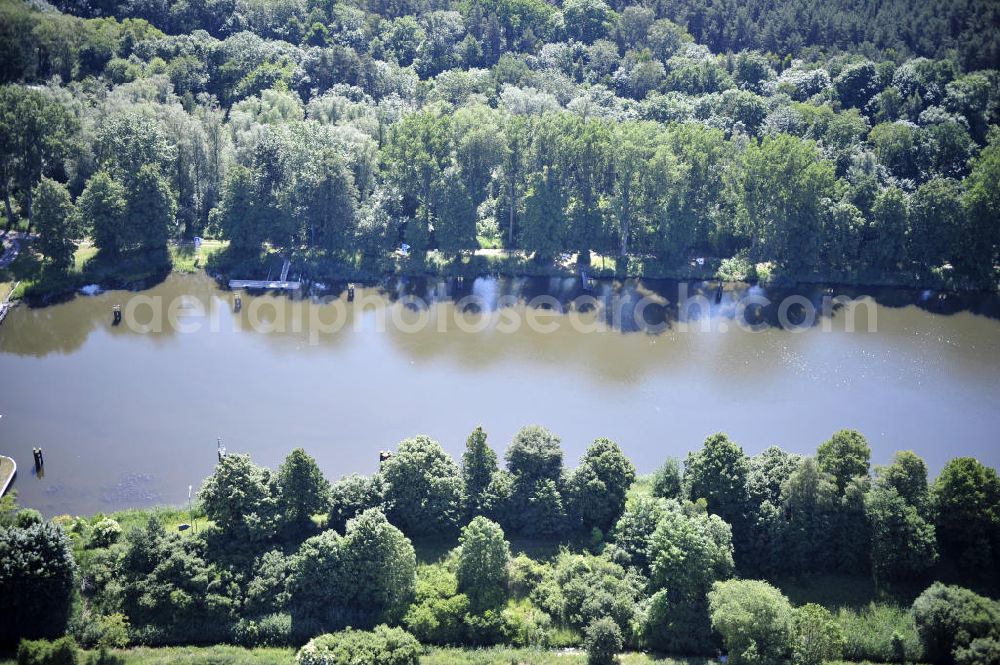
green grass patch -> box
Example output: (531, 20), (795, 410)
(113, 646), (294, 664)
(74, 241), (98, 272)
(170, 239), (227, 273)
(105, 505), (209, 533)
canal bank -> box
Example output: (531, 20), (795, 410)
(1, 271), (998, 516)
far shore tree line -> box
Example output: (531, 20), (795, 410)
(1, 0), (999, 292)
(2, 426), (999, 664)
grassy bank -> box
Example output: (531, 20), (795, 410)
(1, 240), (228, 305)
(0, 646), (927, 665)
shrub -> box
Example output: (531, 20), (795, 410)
(463, 608), (505, 646)
(912, 582), (1000, 664)
(296, 626), (421, 665)
(640, 590), (717, 655)
(508, 554), (549, 599)
(17, 637), (79, 665)
(584, 617), (622, 665)
(95, 614), (129, 650)
(707, 579), (793, 665)
(88, 520), (122, 549)
(836, 603), (923, 662)
(548, 552), (643, 634)
(500, 599), (553, 647)
(402, 565), (469, 645)
(16, 509), (44, 528)
(954, 637), (1000, 665)
(792, 604), (844, 665)
(232, 613), (293, 647)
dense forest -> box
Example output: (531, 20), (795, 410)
(2, 427), (1000, 664)
(0, 0), (998, 297)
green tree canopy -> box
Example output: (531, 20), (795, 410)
(708, 579), (794, 665)
(817, 429), (871, 492)
(32, 177), (78, 271)
(380, 435), (463, 537)
(276, 448), (331, 532)
(456, 516), (510, 611)
(461, 426), (498, 520)
(0, 521), (77, 646)
(198, 453), (278, 543)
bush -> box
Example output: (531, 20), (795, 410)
(232, 613), (293, 647)
(954, 637), (1000, 665)
(17, 637), (79, 665)
(95, 614), (129, 650)
(508, 554), (549, 599)
(792, 604), (844, 665)
(88, 520), (122, 548)
(584, 618), (622, 665)
(912, 582), (1000, 664)
(16, 509), (44, 528)
(836, 603), (923, 662)
(402, 565), (469, 645)
(500, 599), (553, 647)
(640, 590), (716, 655)
(708, 580), (793, 665)
(296, 626), (420, 665)
(463, 608), (505, 646)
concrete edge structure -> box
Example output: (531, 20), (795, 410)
(0, 455), (16, 497)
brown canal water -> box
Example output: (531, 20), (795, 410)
(0, 272), (998, 516)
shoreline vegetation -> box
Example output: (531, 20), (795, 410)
(2, 426), (998, 664)
(3, 238), (997, 310)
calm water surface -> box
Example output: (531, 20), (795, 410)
(1, 272), (998, 516)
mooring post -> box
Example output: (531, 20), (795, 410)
(347, 283), (355, 301)
(32, 447), (44, 468)
(112, 305), (122, 324)
(234, 293), (242, 312)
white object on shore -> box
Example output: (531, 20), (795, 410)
(80, 284), (103, 296)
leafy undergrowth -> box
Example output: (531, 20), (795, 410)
(423, 649), (713, 664)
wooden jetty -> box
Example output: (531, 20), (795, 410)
(228, 279), (301, 291)
(0, 454), (16, 497)
(0, 281), (20, 328)
(228, 257), (300, 291)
